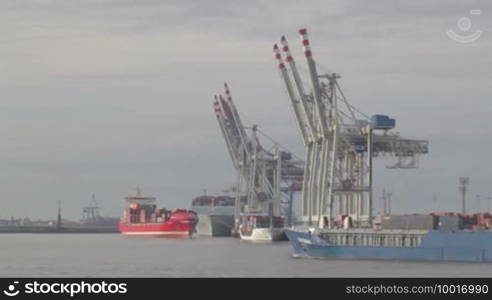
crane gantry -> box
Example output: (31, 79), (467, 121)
(273, 29), (429, 229)
(213, 84), (304, 229)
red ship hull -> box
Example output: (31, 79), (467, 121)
(119, 222), (194, 237)
(119, 208), (198, 238)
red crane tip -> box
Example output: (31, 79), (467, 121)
(299, 28), (307, 35)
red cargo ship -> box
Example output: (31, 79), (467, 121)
(119, 188), (198, 238)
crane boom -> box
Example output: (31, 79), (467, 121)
(273, 44), (310, 146)
(280, 36), (318, 141)
(298, 28), (329, 137)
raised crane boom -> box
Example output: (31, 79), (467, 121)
(273, 44), (310, 146)
(279, 36), (318, 142)
(223, 83), (251, 158)
(213, 99), (239, 168)
(298, 29), (329, 137)
(211, 84), (304, 227)
(274, 28), (429, 229)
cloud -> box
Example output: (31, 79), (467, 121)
(0, 0), (490, 219)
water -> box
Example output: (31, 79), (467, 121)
(0, 234), (490, 277)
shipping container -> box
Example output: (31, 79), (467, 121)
(437, 215), (463, 231)
(381, 214), (437, 230)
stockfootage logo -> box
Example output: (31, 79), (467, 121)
(446, 9), (483, 43)
(3, 281), (20, 297)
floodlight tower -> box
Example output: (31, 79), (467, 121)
(459, 177), (469, 214)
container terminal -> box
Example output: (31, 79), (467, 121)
(1, 22), (491, 260)
(209, 27), (492, 261)
(210, 29), (428, 240)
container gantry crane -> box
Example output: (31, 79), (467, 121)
(213, 84), (304, 228)
(273, 29), (429, 229)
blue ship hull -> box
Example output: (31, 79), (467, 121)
(285, 229), (492, 262)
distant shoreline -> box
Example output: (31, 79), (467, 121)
(0, 226), (119, 234)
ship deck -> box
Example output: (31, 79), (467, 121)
(316, 228), (429, 247)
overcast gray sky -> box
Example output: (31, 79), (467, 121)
(0, 0), (491, 220)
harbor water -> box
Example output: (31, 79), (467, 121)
(0, 234), (490, 277)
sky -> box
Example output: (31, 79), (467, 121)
(0, 0), (491, 220)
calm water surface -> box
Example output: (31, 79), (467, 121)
(0, 234), (490, 277)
